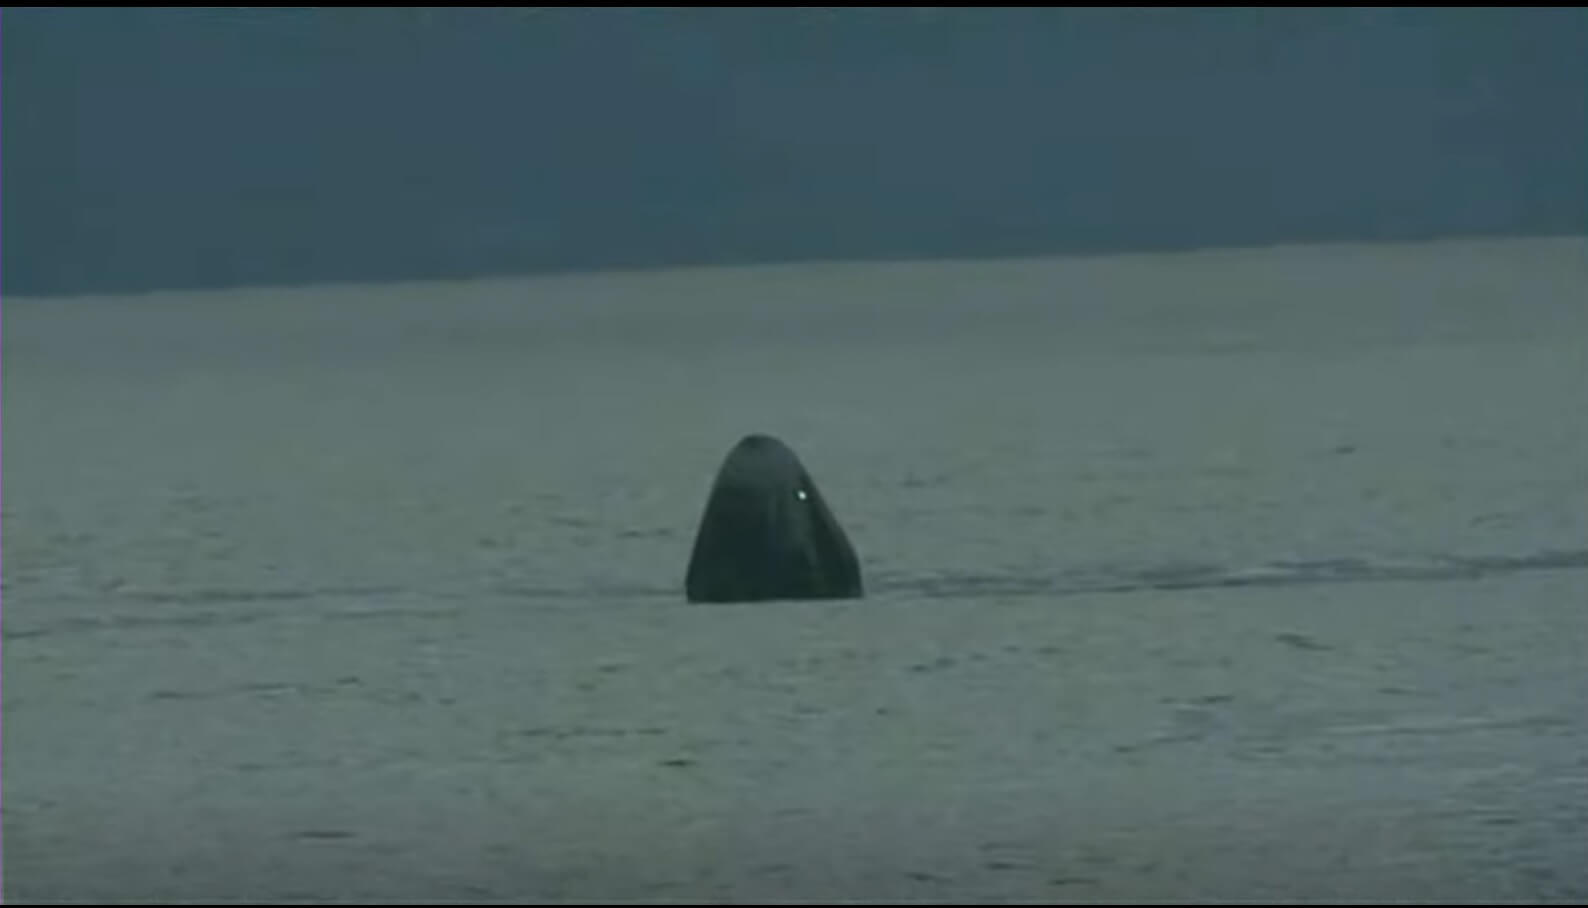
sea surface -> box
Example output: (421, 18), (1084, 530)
(5, 238), (1586, 631)
(3, 237), (1586, 902)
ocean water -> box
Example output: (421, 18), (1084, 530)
(5, 238), (1585, 635)
(4, 238), (1587, 903)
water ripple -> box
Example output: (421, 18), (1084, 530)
(5, 548), (1583, 641)
(874, 548), (1588, 601)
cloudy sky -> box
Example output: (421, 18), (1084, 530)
(5, 7), (1584, 296)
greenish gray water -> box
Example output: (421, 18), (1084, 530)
(4, 238), (1586, 902)
(6, 238), (1586, 625)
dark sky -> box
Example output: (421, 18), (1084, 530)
(4, 8), (1585, 297)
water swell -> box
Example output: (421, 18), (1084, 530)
(5, 548), (1583, 641)
(873, 548), (1588, 601)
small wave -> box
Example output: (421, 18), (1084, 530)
(113, 584), (406, 605)
(5, 548), (1583, 641)
(874, 548), (1588, 601)
(1, 602), (467, 642)
(488, 582), (677, 602)
(2, 584), (437, 641)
